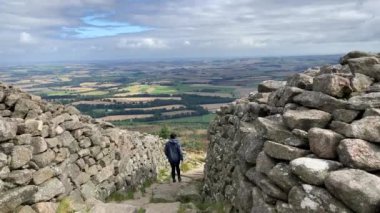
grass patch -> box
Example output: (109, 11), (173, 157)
(137, 208), (146, 213)
(157, 168), (171, 183)
(56, 197), (73, 213)
(105, 190), (135, 202)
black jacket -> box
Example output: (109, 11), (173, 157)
(164, 139), (183, 163)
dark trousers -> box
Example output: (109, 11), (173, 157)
(170, 161), (181, 181)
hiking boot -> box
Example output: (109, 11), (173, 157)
(173, 179), (177, 183)
(178, 177), (182, 182)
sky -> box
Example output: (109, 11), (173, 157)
(0, 0), (380, 63)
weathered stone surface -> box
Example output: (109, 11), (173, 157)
(0, 118), (17, 142)
(16, 134), (32, 145)
(73, 172), (91, 187)
(348, 56), (380, 80)
(264, 141), (310, 161)
(33, 167), (55, 185)
(57, 131), (76, 147)
(268, 86), (303, 107)
(246, 168), (287, 201)
(338, 139), (380, 171)
(308, 128), (344, 159)
(13, 99), (39, 118)
(24, 119), (43, 136)
(254, 117), (295, 144)
(31, 137), (47, 154)
(0, 185), (38, 212)
(287, 73), (313, 90)
(258, 80), (286, 93)
(178, 184), (202, 203)
(94, 165), (114, 184)
(325, 169), (380, 213)
(340, 50), (375, 64)
(363, 108), (380, 117)
(32, 178), (65, 202)
(11, 145), (33, 169)
(32, 149), (56, 168)
(32, 202), (58, 213)
(283, 109), (331, 131)
(352, 73), (374, 92)
(332, 109), (359, 123)
(6, 169), (34, 185)
(290, 157), (342, 185)
(268, 163), (299, 192)
(348, 92), (380, 109)
(349, 116), (380, 143)
(293, 90), (348, 113)
(255, 151), (276, 176)
(251, 187), (276, 213)
(289, 184), (352, 213)
(16, 205), (36, 213)
(313, 74), (352, 98)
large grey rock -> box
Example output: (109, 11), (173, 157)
(290, 157), (342, 185)
(0, 185), (38, 212)
(251, 187), (276, 213)
(32, 202), (58, 213)
(32, 149), (56, 168)
(338, 139), (380, 171)
(340, 51), (375, 64)
(332, 109), (359, 123)
(289, 184), (352, 213)
(0, 118), (17, 142)
(33, 167), (55, 185)
(268, 86), (303, 107)
(11, 145), (33, 169)
(287, 73), (313, 90)
(31, 137), (47, 154)
(325, 169), (380, 213)
(283, 109), (331, 131)
(178, 184), (202, 203)
(363, 108), (380, 117)
(255, 151), (276, 176)
(293, 90), (348, 113)
(32, 178), (65, 202)
(352, 73), (374, 92)
(16, 205), (36, 213)
(235, 179), (253, 212)
(245, 168), (287, 201)
(348, 92), (380, 109)
(24, 119), (43, 136)
(313, 74), (352, 98)
(254, 117), (296, 144)
(57, 131), (76, 147)
(348, 116), (380, 143)
(264, 141), (310, 161)
(13, 99), (39, 118)
(94, 165), (114, 184)
(308, 128), (344, 159)
(268, 163), (299, 192)
(348, 56), (380, 80)
(258, 80), (286, 93)
(6, 169), (34, 185)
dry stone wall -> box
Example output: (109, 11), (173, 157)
(203, 51), (380, 213)
(0, 84), (168, 212)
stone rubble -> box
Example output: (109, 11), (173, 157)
(203, 51), (380, 213)
(0, 84), (168, 212)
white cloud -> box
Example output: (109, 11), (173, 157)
(117, 38), (167, 49)
(19, 32), (36, 44)
(184, 40), (191, 46)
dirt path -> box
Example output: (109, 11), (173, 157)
(122, 164), (204, 212)
(90, 164), (204, 213)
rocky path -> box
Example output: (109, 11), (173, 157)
(91, 165), (204, 213)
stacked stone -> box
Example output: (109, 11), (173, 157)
(0, 85), (167, 212)
(203, 51), (380, 213)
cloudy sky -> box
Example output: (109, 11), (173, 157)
(0, 0), (379, 63)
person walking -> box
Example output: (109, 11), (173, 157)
(164, 133), (183, 183)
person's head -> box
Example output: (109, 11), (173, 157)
(170, 133), (177, 139)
